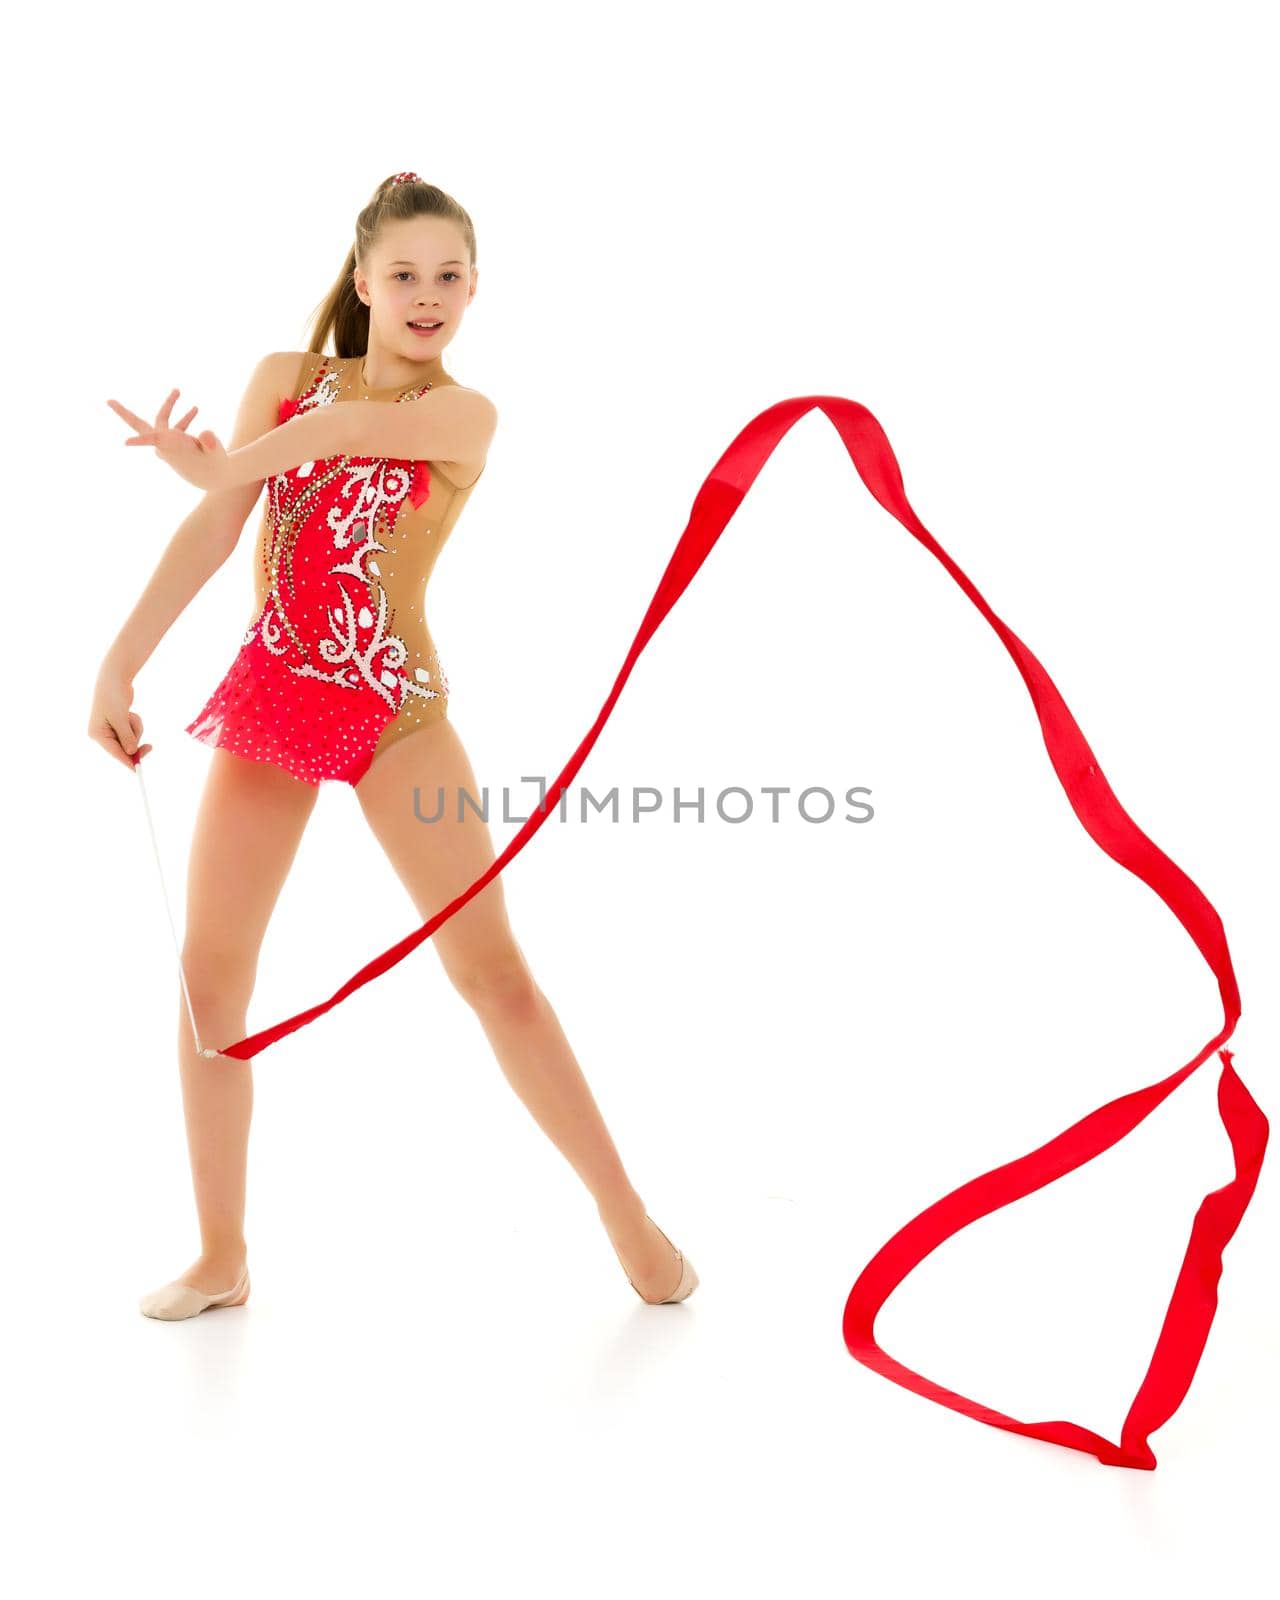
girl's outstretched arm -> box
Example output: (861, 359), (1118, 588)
(110, 373), (497, 492)
(89, 352), (299, 770)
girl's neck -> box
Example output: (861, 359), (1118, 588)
(360, 348), (448, 391)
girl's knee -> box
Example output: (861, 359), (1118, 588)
(447, 951), (540, 1018)
(180, 940), (257, 1020)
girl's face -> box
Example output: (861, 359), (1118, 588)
(353, 218), (477, 359)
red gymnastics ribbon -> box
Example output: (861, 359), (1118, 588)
(215, 395), (1268, 1469)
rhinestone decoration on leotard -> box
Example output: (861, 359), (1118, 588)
(185, 356), (476, 785)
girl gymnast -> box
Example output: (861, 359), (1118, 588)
(94, 171), (697, 1320)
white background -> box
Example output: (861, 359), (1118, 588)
(4, 0), (1277, 1593)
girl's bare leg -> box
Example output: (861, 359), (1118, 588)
(354, 716), (687, 1302)
(162, 748), (320, 1294)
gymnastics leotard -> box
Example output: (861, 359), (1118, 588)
(185, 350), (486, 785)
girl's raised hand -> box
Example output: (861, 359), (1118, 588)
(107, 388), (230, 492)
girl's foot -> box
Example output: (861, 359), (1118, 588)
(599, 1202), (689, 1303)
(139, 1252), (250, 1321)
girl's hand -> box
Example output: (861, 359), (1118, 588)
(107, 388), (231, 492)
(88, 669), (154, 771)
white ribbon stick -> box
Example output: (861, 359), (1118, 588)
(134, 758), (220, 1059)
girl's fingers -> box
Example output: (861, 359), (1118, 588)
(106, 392), (185, 433)
(89, 728), (139, 770)
(126, 718), (153, 763)
(109, 393), (204, 456)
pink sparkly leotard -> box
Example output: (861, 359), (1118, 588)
(185, 350), (486, 785)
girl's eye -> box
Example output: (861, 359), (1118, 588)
(394, 270), (461, 283)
